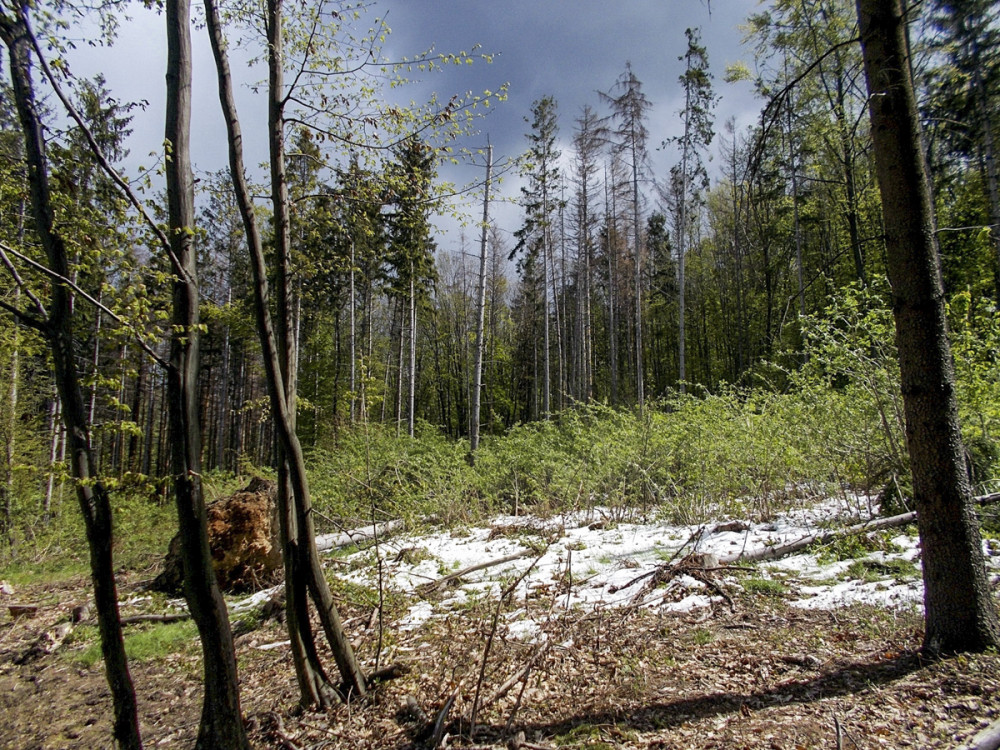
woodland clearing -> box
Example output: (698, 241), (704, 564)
(2, 495), (1000, 749)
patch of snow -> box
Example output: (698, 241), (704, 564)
(399, 601), (435, 630)
(791, 579), (923, 610)
(229, 584), (282, 613)
(505, 618), (541, 641)
(330, 497), (939, 634)
(659, 593), (713, 612)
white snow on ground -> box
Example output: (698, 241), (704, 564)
(326, 496), (1000, 634)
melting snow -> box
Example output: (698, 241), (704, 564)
(326, 496), (998, 636)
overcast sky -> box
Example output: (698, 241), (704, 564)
(64, 0), (766, 256)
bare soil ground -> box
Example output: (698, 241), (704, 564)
(2, 572), (999, 749)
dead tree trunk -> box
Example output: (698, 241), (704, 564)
(470, 143), (492, 456)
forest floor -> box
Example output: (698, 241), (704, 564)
(3, 497), (1000, 749)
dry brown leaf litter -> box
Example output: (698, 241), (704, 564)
(1, 572), (998, 749)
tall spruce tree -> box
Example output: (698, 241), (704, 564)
(387, 136), (437, 437)
(514, 96), (561, 417)
(602, 64), (651, 408)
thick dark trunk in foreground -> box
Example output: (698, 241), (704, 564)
(0, 7), (142, 748)
(856, 0), (1000, 655)
(164, 1), (250, 746)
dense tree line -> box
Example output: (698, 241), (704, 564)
(2, 0), (997, 498)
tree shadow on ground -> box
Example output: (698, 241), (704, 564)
(500, 650), (926, 740)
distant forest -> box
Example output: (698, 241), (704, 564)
(0, 0), (997, 499)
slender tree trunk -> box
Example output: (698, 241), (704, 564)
(549, 218), (565, 410)
(0, 8), (142, 747)
(677, 78), (691, 394)
(971, 62), (1000, 298)
(205, 0), (366, 702)
(470, 144), (492, 455)
(542, 212), (551, 416)
(2, 288), (18, 542)
(87, 293), (102, 445)
(605, 168), (618, 405)
(631, 141), (644, 409)
(394, 297), (404, 432)
(786, 56), (806, 318)
(857, 0), (1000, 655)
(349, 240), (357, 424)
(409, 265), (417, 437)
(164, 2), (250, 746)
(44, 392), (60, 520)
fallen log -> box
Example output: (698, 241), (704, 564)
(720, 510), (919, 565)
(314, 519), (404, 552)
(416, 549), (535, 595)
(717, 490), (999, 566)
(120, 613), (191, 626)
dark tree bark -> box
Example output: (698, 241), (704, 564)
(266, 0), (367, 701)
(164, 1), (250, 745)
(203, 0), (366, 705)
(856, 0), (1000, 655)
(0, 6), (142, 748)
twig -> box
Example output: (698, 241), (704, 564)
(482, 639), (553, 711)
(469, 551), (546, 736)
(429, 689), (459, 749)
(120, 612), (191, 625)
(269, 711), (301, 750)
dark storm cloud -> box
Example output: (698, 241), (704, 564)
(64, 1), (763, 252)
(371, 1), (761, 250)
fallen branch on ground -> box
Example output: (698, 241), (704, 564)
(720, 511), (918, 565)
(120, 612), (191, 625)
(417, 549), (536, 596)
